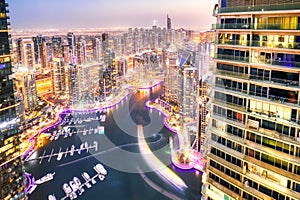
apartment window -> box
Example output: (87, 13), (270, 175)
(259, 185), (272, 197)
(278, 36), (284, 42)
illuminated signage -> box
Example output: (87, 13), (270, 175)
(0, 55), (10, 64)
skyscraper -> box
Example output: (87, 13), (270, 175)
(0, 1), (27, 199)
(52, 36), (63, 59)
(20, 38), (35, 70)
(167, 14), (172, 30)
(32, 35), (44, 69)
(67, 32), (76, 60)
(203, 1), (300, 200)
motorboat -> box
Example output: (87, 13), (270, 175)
(69, 180), (78, 191)
(98, 174), (105, 181)
(101, 115), (106, 122)
(81, 172), (92, 188)
(73, 177), (85, 195)
(48, 194), (56, 200)
(54, 133), (59, 140)
(26, 184), (37, 194)
(63, 183), (72, 195)
(91, 177), (96, 185)
(93, 163), (107, 175)
(57, 152), (63, 161)
(70, 145), (75, 156)
(73, 177), (82, 187)
(35, 172), (55, 184)
(69, 191), (77, 200)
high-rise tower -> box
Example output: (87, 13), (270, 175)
(0, 1), (27, 199)
(167, 14), (172, 30)
(67, 32), (76, 61)
(203, 1), (300, 200)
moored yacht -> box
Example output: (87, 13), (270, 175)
(81, 172), (92, 188)
(63, 183), (72, 195)
(93, 163), (107, 175)
(70, 145), (75, 156)
(48, 194), (56, 200)
(57, 152), (63, 161)
(73, 177), (85, 195)
(35, 172), (55, 184)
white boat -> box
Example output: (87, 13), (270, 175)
(91, 177), (96, 185)
(48, 194), (56, 200)
(26, 184), (37, 194)
(93, 163), (107, 175)
(57, 152), (63, 161)
(73, 177), (81, 186)
(63, 183), (72, 194)
(73, 177), (85, 195)
(35, 172), (55, 184)
(98, 174), (105, 181)
(70, 145), (75, 156)
(101, 115), (106, 122)
(69, 180), (78, 191)
(81, 172), (92, 188)
(69, 191), (77, 200)
(78, 144), (84, 155)
(54, 133), (59, 140)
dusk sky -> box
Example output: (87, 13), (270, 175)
(7, 0), (217, 31)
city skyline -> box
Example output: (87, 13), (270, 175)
(8, 0), (217, 31)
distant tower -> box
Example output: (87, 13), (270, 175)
(67, 32), (76, 60)
(167, 14), (172, 30)
(102, 33), (109, 54)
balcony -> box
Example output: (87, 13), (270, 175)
(245, 155), (300, 183)
(246, 170), (300, 200)
(215, 54), (249, 63)
(217, 2), (300, 14)
(250, 75), (300, 89)
(212, 23), (300, 30)
(251, 59), (300, 69)
(215, 83), (248, 98)
(251, 41), (300, 50)
(246, 123), (300, 146)
(215, 68), (250, 80)
(217, 39), (249, 47)
(211, 112), (245, 129)
(213, 98), (246, 113)
(207, 166), (273, 200)
(212, 23), (252, 30)
(248, 92), (300, 108)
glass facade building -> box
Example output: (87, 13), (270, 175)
(203, 0), (300, 200)
(0, 1), (27, 199)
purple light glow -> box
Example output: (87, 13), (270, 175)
(145, 100), (206, 172)
(24, 172), (36, 194)
(22, 81), (163, 159)
(22, 91), (131, 159)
